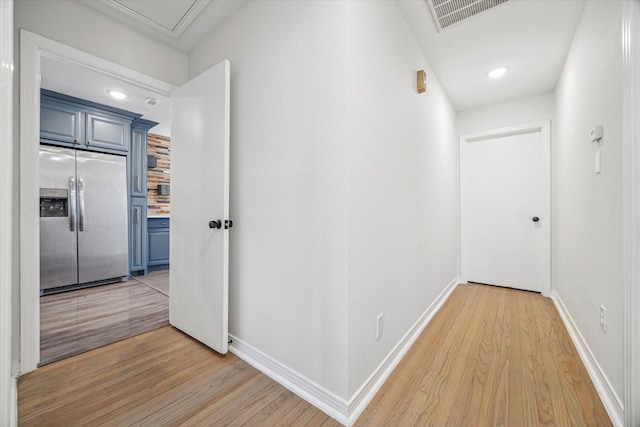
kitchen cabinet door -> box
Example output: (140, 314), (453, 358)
(130, 127), (147, 197)
(86, 113), (131, 152)
(40, 99), (82, 146)
(129, 197), (147, 274)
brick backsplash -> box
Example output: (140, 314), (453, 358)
(147, 133), (171, 216)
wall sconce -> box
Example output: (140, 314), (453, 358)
(417, 70), (426, 94)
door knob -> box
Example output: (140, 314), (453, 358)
(532, 217), (540, 222)
(209, 220), (222, 229)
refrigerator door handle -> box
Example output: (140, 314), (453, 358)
(69, 176), (76, 232)
(78, 177), (85, 232)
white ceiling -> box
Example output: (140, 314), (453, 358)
(397, 0), (586, 111)
(80, 0), (247, 52)
(41, 56), (172, 136)
(44, 0), (587, 136)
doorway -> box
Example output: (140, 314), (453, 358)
(19, 30), (176, 372)
(20, 30), (231, 373)
(459, 121), (551, 295)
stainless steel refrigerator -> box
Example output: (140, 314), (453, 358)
(39, 145), (129, 291)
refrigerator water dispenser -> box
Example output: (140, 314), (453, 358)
(40, 188), (68, 218)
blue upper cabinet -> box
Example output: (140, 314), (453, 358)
(130, 120), (156, 197)
(40, 90), (139, 154)
(40, 99), (82, 145)
(86, 113), (131, 152)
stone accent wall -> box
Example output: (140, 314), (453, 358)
(147, 133), (171, 215)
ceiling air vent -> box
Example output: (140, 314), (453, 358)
(426, 0), (510, 32)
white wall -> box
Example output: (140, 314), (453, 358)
(555, 0), (624, 401)
(12, 0), (188, 368)
(457, 92), (555, 136)
(14, 0), (188, 86)
(346, 1), (458, 397)
(189, 1), (350, 399)
(188, 0), (459, 404)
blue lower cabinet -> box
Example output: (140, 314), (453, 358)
(129, 198), (147, 275)
(148, 217), (170, 271)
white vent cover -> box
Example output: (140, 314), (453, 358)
(426, 0), (510, 32)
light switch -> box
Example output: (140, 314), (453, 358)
(595, 150), (601, 174)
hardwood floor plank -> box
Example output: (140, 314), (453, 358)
(241, 386), (302, 425)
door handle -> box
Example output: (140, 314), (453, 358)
(209, 220), (222, 229)
(78, 178), (85, 231)
(224, 220), (233, 229)
(532, 216), (540, 222)
(69, 176), (76, 231)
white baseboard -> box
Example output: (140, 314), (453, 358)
(551, 290), (624, 426)
(228, 335), (349, 425)
(347, 276), (460, 426)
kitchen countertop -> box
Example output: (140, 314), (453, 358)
(148, 215), (170, 219)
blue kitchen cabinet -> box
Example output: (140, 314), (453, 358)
(130, 121), (155, 198)
(40, 89), (135, 154)
(85, 112), (130, 152)
(130, 198), (148, 275)
(40, 98), (82, 145)
(148, 217), (170, 271)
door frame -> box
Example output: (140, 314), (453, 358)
(459, 120), (551, 296)
(622, 0), (639, 424)
(1, 0), (14, 423)
(18, 30), (175, 373)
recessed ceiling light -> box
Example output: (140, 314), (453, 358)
(108, 90), (127, 100)
(487, 67), (508, 79)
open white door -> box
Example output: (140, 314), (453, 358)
(170, 60), (230, 354)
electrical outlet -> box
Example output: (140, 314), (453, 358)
(600, 305), (606, 333)
(376, 313), (384, 340)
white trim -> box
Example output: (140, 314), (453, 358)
(622, 1), (640, 425)
(228, 336), (349, 426)
(19, 30), (176, 374)
(459, 121), (551, 297)
(551, 291), (623, 426)
(0, 0), (14, 424)
(98, 0), (210, 39)
(347, 277), (459, 426)
(10, 375), (17, 426)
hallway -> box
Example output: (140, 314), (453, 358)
(19, 283), (610, 425)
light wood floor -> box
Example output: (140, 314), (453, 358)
(19, 326), (341, 426)
(40, 279), (169, 365)
(23, 283), (611, 426)
(356, 283), (612, 426)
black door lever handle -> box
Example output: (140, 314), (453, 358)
(532, 217), (540, 222)
(209, 220), (222, 229)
